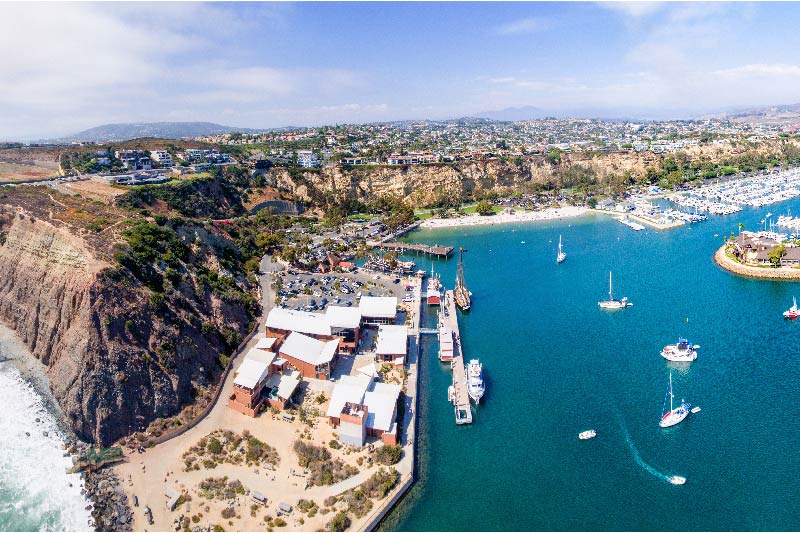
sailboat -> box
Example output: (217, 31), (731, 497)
(557, 235), (567, 264)
(659, 372), (691, 428)
(598, 271), (632, 309)
(783, 297), (800, 319)
(454, 247), (471, 311)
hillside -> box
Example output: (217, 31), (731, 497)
(57, 122), (259, 143)
(0, 187), (259, 445)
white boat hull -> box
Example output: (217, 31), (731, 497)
(660, 405), (690, 428)
(578, 430), (596, 440)
(598, 300), (632, 309)
(669, 476), (686, 485)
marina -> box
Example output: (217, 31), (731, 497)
(379, 241), (454, 258)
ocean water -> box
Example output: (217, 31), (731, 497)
(385, 202), (800, 531)
(0, 326), (92, 532)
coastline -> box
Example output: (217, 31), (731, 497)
(714, 245), (800, 280)
(417, 206), (589, 229)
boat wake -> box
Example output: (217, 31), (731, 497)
(615, 412), (674, 485)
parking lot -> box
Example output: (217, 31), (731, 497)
(274, 266), (415, 313)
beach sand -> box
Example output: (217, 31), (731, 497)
(418, 206), (589, 229)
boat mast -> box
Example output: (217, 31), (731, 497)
(457, 247), (465, 288)
(669, 371), (674, 413)
(608, 271), (613, 300)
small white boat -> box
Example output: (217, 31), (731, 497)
(598, 271), (632, 309)
(557, 235), (567, 264)
(691, 406), (701, 414)
(669, 476), (686, 485)
(578, 430), (596, 440)
(659, 372), (691, 428)
(661, 338), (699, 363)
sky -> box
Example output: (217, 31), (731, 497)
(2, 1), (800, 139)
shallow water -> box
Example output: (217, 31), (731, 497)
(0, 325), (92, 532)
(385, 203), (800, 531)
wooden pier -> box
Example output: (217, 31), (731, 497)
(378, 242), (454, 258)
(440, 290), (472, 425)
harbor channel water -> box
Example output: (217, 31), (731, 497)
(383, 200), (800, 531)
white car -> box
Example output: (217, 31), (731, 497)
(402, 296), (413, 302)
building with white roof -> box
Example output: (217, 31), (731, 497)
(324, 306), (362, 353)
(326, 375), (400, 446)
(266, 308), (332, 340)
(255, 337), (278, 351)
(278, 332), (340, 379)
(376, 325), (408, 366)
(227, 347), (279, 417)
(263, 369), (302, 409)
(359, 296), (398, 325)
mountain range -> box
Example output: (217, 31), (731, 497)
(54, 122), (260, 143)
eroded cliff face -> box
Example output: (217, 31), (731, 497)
(0, 205), (253, 445)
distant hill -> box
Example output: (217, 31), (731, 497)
(697, 103), (800, 124)
(475, 106), (547, 122)
(56, 122), (260, 143)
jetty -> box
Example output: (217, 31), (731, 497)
(440, 289), (472, 425)
(68, 446), (124, 473)
(378, 242), (454, 258)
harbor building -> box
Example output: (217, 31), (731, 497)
(359, 296), (398, 326)
(265, 308), (334, 344)
(375, 324), (408, 366)
(324, 306), (362, 354)
(438, 327), (454, 362)
(227, 348), (278, 416)
(278, 331), (340, 380)
(326, 374), (401, 446)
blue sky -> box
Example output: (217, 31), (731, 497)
(3, 2), (800, 138)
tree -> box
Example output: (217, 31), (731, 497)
(383, 251), (398, 270)
(475, 201), (494, 216)
(768, 243), (786, 267)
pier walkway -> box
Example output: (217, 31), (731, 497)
(440, 290), (472, 425)
(376, 241), (454, 258)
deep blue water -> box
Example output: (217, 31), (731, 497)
(383, 203), (800, 531)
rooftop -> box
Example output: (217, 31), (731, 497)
(359, 296), (398, 319)
(279, 331), (339, 366)
(324, 306), (362, 329)
(266, 308), (331, 337)
(376, 324), (408, 355)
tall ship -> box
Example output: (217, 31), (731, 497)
(454, 247), (471, 311)
(557, 235), (566, 263)
(598, 271), (632, 310)
(466, 359), (485, 403)
(426, 265), (442, 305)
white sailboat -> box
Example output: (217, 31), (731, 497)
(659, 372), (690, 428)
(557, 235), (566, 263)
(598, 271), (632, 309)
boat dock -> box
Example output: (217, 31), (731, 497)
(378, 242), (454, 258)
(440, 289), (472, 425)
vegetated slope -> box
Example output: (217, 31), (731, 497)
(58, 122), (256, 143)
(0, 187), (258, 445)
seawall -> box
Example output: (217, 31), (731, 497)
(714, 245), (800, 280)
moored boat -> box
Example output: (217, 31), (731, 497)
(426, 265), (442, 305)
(660, 338), (699, 363)
(557, 235), (567, 263)
(598, 271), (632, 309)
(784, 297), (800, 319)
(454, 247), (471, 311)
(578, 430), (596, 440)
(659, 372), (691, 428)
(466, 359), (485, 403)
(669, 476), (686, 485)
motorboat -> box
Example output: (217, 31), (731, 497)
(659, 372), (691, 428)
(660, 338), (699, 363)
(578, 430), (596, 440)
(466, 359), (485, 403)
(669, 476), (686, 485)
(426, 265), (442, 305)
(598, 271), (632, 309)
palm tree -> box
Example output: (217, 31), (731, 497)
(738, 222), (744, 235)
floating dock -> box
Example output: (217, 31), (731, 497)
(439, 290), (472, 425)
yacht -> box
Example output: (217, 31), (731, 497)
(466, 359), (485, 403)
(557, 235), (567, 263)
(659, 372), (691, 428)
(598, 271), (632, 309)
(660, 338), (699, 363)
(669, 476), (687, 485)
(784, 297), (800, 319)
(578, 430), (596, 440)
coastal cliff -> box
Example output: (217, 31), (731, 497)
(0, 193), (257, 446)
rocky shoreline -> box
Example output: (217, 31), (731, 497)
(83, 466), (133, 532)
(714, 245), (800, 280)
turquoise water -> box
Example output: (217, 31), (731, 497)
(385, 204), (800, 531)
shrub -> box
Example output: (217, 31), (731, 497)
(327, 511), (350, 532)
(221, 507), (235, 519)
(274, 518), (287, 527)
(374, 445), (402, 465)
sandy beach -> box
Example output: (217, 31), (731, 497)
(418, 206), (589, 229)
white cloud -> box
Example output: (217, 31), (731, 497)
(597, 2), (664, 18)
(714, 63), (800, 79)
(495, 17), (550, 35)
